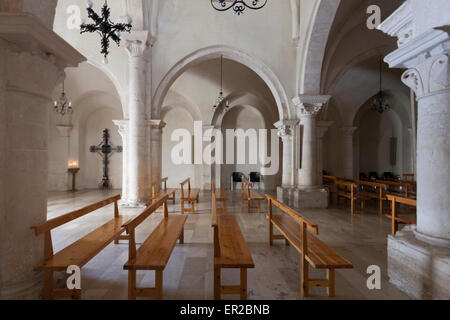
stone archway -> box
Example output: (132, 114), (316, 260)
(152, 45), (291, 121)
(301, 0), (341, 94)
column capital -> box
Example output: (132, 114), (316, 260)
(293, 95), (331, 118)
(123, 31), (151, 58)
(113, 120), (129, 138)
(317, 121), (333, 139)
(378, 6), (450, 100)
(148, 119), (166, 130)
(274, 119), (298, 138)
(339, 126), (358, 137)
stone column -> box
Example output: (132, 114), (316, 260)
(339, 126), (358, 180)
(275, 120), (298, 188)
(149, 120), (166, 190)
(0, 14), (85, 299)
(123, 31), (150, 206)
(291, 95), (330, 208)
(113, 120), (129, 203)
(379, 0), (450, 299)
(317, 121), (333, 183)
(293, 95), (330, 189)
(202, 125), (216, 190)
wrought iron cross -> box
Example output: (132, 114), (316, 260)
(80, 0), (132, 63)
(90, 128), (122, 189)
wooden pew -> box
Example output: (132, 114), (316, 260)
(180, 178), (200, 214)
(152, 177), (177, 211)
(241, 177), (265, 214)
(266, 194), (353, 297)
(123, 192), (187, 300)
(211, 191), (255, 300)
(212, 182), (227, 214)
(403, 173), (415, 181)
(31, 195), (131, 300)
(355, 180), (388, 215)
(386, 195), (416, 235)
(333, 180), (371, 215)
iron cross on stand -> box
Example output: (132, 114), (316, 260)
(90, 128), (122, 189)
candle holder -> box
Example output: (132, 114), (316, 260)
(68, 167), (80, 192)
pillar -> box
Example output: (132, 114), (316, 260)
(275, 120), (298, 188)
(290, 95), (330, 208)
(149, 120), (166, 189)
(123, 31), (151, 206)
(317, 121), (333, 184)
(293, 95), (330, 189)
(0, 14), (85, 299)
(379, 0), (450, 299)
(339, 126), (357, 180)
(113, 120), (129, 203)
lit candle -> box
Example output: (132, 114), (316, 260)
(68, 160), (79, 169)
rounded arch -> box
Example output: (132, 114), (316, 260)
(301, 0), (341, 94)
(153, 45), (291, 121)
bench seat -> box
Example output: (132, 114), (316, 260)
(36, 215), (131, 271)
(124, 215), (188, 271)
(215, 215), (255, 269)
(271, 214), (353, 269)
(249, 190), (264, 200)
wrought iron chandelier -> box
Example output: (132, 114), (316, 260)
(213, 56), (230, 114)
(211, 0), (268, 15)
(53, 81), (73, 116)
(371, 56), (390, 114)
(80, 0), (132, 64)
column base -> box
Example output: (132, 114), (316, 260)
(0, 272), (42, 300)
(388, 226), (450, 299)
(119, 198), (148, 208)
(278, 186), (329, 208)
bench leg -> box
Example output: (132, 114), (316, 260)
(128, 270), (136, 300)
(191, 201), (195, 214)
(327, 269), (335, 297)
(214, 265), (221, 300)
(181, 200), (185, 214)
(240, 268), (247, 300)
(301, 259), (309, 297)
(179, 228), (184, 244)
(269, 222), (273, 246)
(222, 200), (227, 214)
(42, 270), (54, 300)
(155, 270), (163, 300)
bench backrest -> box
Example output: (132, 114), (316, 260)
(266, 194), (318, 259)
(32, 194), (121, 236)
(122, 192), (171, 261)
(152, 177), (170, 200)
(31, 194), (121, 261)
(386, 194), (417, 207)
(180, 178), (191, 199)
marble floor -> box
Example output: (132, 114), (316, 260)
(46, 189), (410, 300)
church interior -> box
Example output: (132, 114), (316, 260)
(0, 0), (449, 301)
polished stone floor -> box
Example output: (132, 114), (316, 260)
(46, 189), (410, 300)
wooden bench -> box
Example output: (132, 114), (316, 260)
(152, 177), (177, 210)
(123, 192), (187, 300)
(211, 191), (255, 300)
(212, 182), (227, 214)
(266, 194), (353, 297)
(241, 177), (265, 214)
(180, 178), (200, 214)
(355, 180), (388, 215)
(333, 180), (371, 215)
(31, 195), (131, 300)
(386, 195), (416, 235)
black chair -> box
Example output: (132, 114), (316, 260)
(230, 172), (245, 191)
(249, 172), (262, 190)
(382, 172), (400, 180)
(368, 172), (380, 181)
(360, 172), (368, 181)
